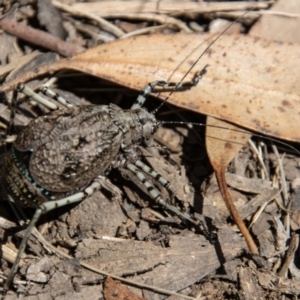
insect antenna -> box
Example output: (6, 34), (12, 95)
(152, 9), (254, 115)
(148, 8), (300, 157)
(160, 120), (300, 156)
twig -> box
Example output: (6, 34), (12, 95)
(0, 18), (85, 57)
(215, 166), (259, 254)
(52, 0), (125, 38)
(259, 10), (300, 18)
(277, 233), (299, 277)
(70, 1), (272, 15)
(248, 139), (268, 180)
(272, 145), (288, 206)
(93, 12), (192, 33)
(121, 25), (168, 39)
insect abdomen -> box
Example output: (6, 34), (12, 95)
(15, 105), (123, 193)
(1, 147), (53, 207)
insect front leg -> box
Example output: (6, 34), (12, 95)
(131, 64), (209, 109)
(133, 159), (175, 204)
(4, 180), (101, 291)
(126, 162), (213, 242)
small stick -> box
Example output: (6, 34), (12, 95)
(0, 18), (85, 57)
(277, 233), (299, 277)
(52, 0), (125, 38)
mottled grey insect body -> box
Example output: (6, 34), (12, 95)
(2, 67), (210, 291)
(5, 103), (159, 206)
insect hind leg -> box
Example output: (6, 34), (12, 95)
(5, 84), (73, 146)
(16, 83), (73, 110)
(4, 180), (100, 290)
(15, 83), (58, 110)
(38, 86), (74, 108)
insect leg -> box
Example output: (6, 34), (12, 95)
(133, 159), (175, 204)
(7, 86), (20, 136)
(38, 86), (74, 108)
(126, 162), (212, 242)
(4, 180), (100, 290)
(16, 83), (74, 110)
(4, 207), (43, 291)
(131, 64), (208, 109)
(15, 83), (58, 110)
(4, 84), (74, 148)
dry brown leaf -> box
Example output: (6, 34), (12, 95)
(1, 33), (300, 143)
(206, 116), (258, 253)
(250, 0), (300, 43)
(104, 277), (146, 300)
(204, 0), (300, 254)
(206, 117), (250, 168)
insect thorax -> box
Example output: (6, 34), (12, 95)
(109, 103), (159, 152)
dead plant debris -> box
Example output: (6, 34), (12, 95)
(0, 1), (300, 299)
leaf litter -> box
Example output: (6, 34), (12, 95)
(0, 1), (300, 299)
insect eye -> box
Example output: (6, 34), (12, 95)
(140, 118), (147, 125)
(152, 126), (158, 134)
(136, 111), (148, 125)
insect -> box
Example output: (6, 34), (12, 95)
(1, 8), (295, 296)
(1, 61), (214, 290)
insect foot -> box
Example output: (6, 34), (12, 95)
(1, 71), (212, 290)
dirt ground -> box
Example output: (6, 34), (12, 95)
(0, 1), (300, 299)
